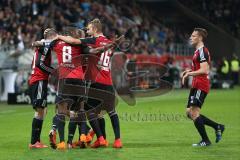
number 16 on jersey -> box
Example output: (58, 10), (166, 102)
(98, 49), (112, 71)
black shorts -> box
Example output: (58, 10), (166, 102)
(56, 78), (85, 111)
(55, 95), (83, 112)
(86, 82), (115, 112)
(29, 80), (48, 109)
(57, 78), (86, 97)
(187, 88), (207, 108)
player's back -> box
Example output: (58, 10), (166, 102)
(29, 47), (51, 85)
(53, 40), (84, 80)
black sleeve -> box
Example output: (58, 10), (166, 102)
(83, 46), (117, 55)
(197, 48), (209, 63)
(83, 46), (91, 54)
(80, 37), (96, 45)
(36, 47), (54, 74)
(43, 39), (57, 48)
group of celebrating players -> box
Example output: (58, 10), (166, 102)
(28, 18), (123, 149)
(28, 16), (226, 150)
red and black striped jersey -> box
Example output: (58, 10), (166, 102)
(50, 40), (85, 80)
(81, 35), (113, 85)
(191, 46), (211, 93)
(28, 47), (52, 86)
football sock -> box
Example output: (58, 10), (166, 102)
(36, 119), (43, 142)
(77, 111), (87, 135)
(52, 114), (58, 131)
(88, 113), (102, 138)
(86, 124), (91, 134)
(68, 118), (77, 144)
(110, 114), (120, 139)
(31, 118), (38, 144)
(89, 120), (102, 138)
(79, 121), (87, 135)
(194, 116), (209, 142)
(200, 114), (218, 130)
(31, 118), (43, 144)
(77, 123), (81, 139)
(57, 115), (65, 142)
(98, 117), (106, 139)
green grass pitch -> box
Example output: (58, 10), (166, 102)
(0, 88), (239, 160)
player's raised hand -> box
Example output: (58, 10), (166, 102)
(115, 35), (125, 43)
(112, 35), (125, 47)
(102, 35), (125, 50)
(32, 40), (44, 47)
(51, 34), (59, 41)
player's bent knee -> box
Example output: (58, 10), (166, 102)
(186, 108), (192, 120)
(34, 109), (44, 120)
(69, 111), (76, 118)
(186, 111), (192, 120)
(190, 111), (199, 121)
(57, 104), (68, 115)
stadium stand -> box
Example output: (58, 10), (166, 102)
(179, 0), (240, 39)
(0, 0), (187, 56)
(0, 0), (239, 101)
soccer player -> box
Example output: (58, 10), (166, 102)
(57, 18), (123, 148)
(181, 28), (225, 146)
(40, 27), (113, 149)
(28, 28), (56, 149)
(43, 28), (88, 149)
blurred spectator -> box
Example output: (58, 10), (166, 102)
(1, 0), (187, 55)
(220, 57), (230, 80)
(179, 0), (240, 39)
(230, 54), (239, 85)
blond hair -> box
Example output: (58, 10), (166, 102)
(88, 18), (102, 32)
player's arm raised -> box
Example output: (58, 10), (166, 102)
(32, 40), (44, 47)
(57, 34), (98, 46)
(57, 35), (82, 45)
(87, 43), (115, 54)
(86, 35), (125, 54)
(36, 49), (54, 74)
(32, 39), (55, 47)
(35, 41), (55, 74)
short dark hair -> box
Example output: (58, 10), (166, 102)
(194, 28), (208, 40)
